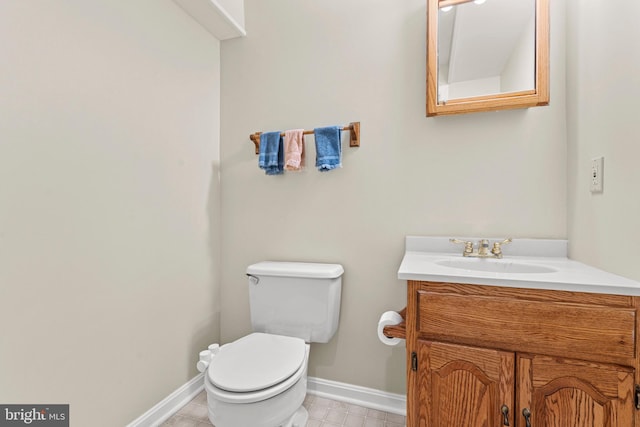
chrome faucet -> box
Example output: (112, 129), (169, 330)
(450, 238), (512, 259)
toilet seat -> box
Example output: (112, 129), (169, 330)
(206, 333), (308, 404)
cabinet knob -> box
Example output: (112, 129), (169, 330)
(500, 404), (510, 426)
(522, 408), (532, 427)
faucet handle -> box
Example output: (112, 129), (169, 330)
(491, 238), (512, 257)
(450, 238), (474, 255)
(450, 238), (471, 244)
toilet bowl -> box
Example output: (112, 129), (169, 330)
(199, 261), (343, 427)
(204, 333), (310, 427)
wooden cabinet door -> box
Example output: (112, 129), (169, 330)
(416, 340), (515, 427)
(517, 354), (635, 427)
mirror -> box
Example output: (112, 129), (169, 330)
(427, 0), (549, 116)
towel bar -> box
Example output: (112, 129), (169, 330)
(249, 122), (360, 155)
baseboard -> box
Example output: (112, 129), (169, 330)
(127, 374), (407, 426)
(126, 373), (205, 427)
(307, 377), (406, 416)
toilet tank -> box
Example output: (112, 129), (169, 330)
(246, 261), (344, 343)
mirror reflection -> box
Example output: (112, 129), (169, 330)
(437, 0), (536, 103)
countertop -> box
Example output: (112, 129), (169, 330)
(398, 236), (640, 296)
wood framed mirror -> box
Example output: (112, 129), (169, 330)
(427, 0), (549, 117)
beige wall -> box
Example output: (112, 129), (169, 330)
(0, 1), (221, 425)
(566, 1), (640, 281)
(220, 0), (567, 394)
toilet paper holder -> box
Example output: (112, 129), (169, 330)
(382, 308), (407, 340)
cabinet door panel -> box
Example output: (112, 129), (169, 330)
(417, 340), (514, 427)
(518, 354), (635, 427)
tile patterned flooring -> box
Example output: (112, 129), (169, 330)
(160, 391), (406, 427)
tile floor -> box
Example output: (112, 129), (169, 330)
(160, 391), (406, 427)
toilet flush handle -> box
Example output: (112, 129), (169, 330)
(247, 274), (260, 285)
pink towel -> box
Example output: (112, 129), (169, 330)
(283, 129), (305, 171)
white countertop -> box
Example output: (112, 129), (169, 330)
(398, 236), (640, 296)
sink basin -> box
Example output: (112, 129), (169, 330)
(436, 258), (557, 274)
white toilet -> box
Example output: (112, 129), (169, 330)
(199, 261), (344, 427)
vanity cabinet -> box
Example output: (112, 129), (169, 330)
(403, 281), (640, 426)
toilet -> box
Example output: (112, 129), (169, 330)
(198, 261), (344, 427)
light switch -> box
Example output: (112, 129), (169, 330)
(590, 157), (604, 193)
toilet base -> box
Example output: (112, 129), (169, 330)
(207, 402), (308, 427)
(288, 406), (308, 427)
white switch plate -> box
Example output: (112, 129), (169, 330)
(590, 156), (604, 193)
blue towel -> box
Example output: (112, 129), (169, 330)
(258, 131), (284, 175)
(314, 126), (342, 172)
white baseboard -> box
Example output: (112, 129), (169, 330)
(307, 377), (406, 416)
(127, 374), (407, 426)
(126, 373), (205, 427)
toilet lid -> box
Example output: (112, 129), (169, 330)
(208, 333), (306, 393)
